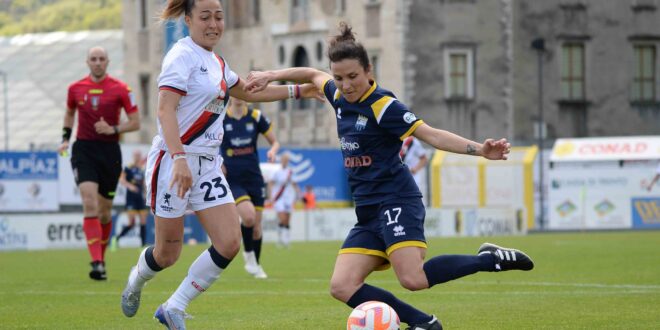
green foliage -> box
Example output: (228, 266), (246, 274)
(0, 0), (120, 36)
(0, 232), (659, 329)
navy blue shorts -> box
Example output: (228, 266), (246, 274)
(125, 192), (147, 212)
(227, 175), (266, 209)
(339, 197), (427, 270)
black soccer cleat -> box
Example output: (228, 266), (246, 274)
(478, 243), (534, 271)
(406, 315), (443, 330)
(89, 261), (107, 281)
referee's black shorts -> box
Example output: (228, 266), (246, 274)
(71, 139), (122, 199)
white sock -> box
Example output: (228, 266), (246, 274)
(283, 227), (291, 246)
(278, 226), (284, 245)
(129, 247), (158, 291)
(166, 249), (224, 311)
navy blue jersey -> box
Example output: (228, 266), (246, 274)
(221, 108), (272, 177)
(124, 164), (145, 198)
(322, 80), (423, 206)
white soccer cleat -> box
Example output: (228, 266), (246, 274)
(243, 251), (260, 275)
(121, 267), (141, 317)
(253, 265), (268, 279)
(154, 302), (192, 330)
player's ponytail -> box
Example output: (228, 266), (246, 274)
(161, 0), (195, 20)
(328, 22), (370, 71)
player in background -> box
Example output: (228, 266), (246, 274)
(221, 97), (279, 279)
(302, 185), (316, 210)
(245, 22), (534, 330)
(111, 149), (148, 249)
(400, 136), (429, 204)
(268, 152), (301, 248)
(119, 1), (322, 329)
(58, 46), (140, 281)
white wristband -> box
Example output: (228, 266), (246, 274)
(172, 153), (186, 161)
(287, 85), (295, 99)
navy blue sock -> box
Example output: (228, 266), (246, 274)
(346, 283), (432, 325)
(117, 225), (133, 239)
(423, 254), (496, 287)
(139, 225), (146, 246)
(241, 224), (254, 252)
(254, 238), (262, 262)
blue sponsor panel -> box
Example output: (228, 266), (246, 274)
(259, 148), (351, 203)
(0, 152), (58, 180)
(631, 198), (660, 229)
(0, 152), (59, 211)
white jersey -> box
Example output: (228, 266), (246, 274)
(154, 36), (239, 156)
(401, 137), (427, 186)
(271, 167), (296, 212)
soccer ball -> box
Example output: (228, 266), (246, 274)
(347, 301), (400, 330)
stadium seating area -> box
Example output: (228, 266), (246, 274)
(0, 30), (123, 151)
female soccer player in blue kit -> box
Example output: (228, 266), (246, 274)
(245, 23), (534, 330)
(221, 97), (279, 278)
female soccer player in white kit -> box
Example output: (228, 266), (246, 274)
(268, 153), (301, 248)
(120, 1), (320, 328)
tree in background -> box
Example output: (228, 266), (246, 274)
(0, 0), (121, 36)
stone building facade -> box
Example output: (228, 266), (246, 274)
(122, 0), (659, 147)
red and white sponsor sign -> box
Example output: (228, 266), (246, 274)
(551, 136), (660, 162)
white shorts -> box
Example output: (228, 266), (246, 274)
(145, 148), (234, 218)
(274, 197), (294, 213)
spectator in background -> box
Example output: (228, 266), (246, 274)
(268, 152), (301, 248)
(303, 185), (316, 210)
(58, 46), (140, 281)
(647, 161), (660, 191)
(112, 150), (148, 249)
(221, 97), (279, 279)
(400, 136), (429, 204)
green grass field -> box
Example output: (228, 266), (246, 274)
(1, 231), (659, 329)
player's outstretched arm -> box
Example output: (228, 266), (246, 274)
(244, 68), (332, 94)
(413, 123), (510, 160)
(229, 79), (323, 103)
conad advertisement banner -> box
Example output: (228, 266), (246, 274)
(551, 136), (660, 162)
(548, 167), (656, 229)
(0, 152), (59, 211)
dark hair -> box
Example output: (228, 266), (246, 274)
(328, 22), (370, 70)
(161, 0), (196, 20)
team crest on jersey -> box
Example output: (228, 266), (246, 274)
(246, 123), (254, 132)
(355, 115), (368, 131)
(91, 96), (100, 111)
(337, 108), (342, 119)
(225, 123), (233, 131)
(403, 112), (417, 124)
